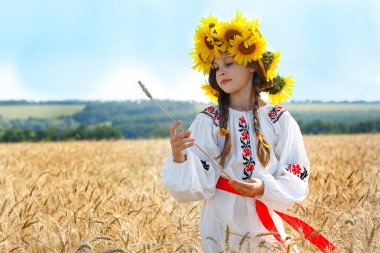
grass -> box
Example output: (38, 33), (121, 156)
(284, 102), (380, 112)
(0, 105), (85, 120)
(0, 135), (379, 252)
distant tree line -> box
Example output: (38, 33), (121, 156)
(298, 119), (380, 134)
(0, 125), (123, 142)
(0, 119), (378, 142)
(0, 100), (379, 142)
(0, 100), (87, 105)
(1, 99), (379, 106)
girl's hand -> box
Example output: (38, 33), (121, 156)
(170, 121), (195, 163)
(228, 178), (264, 197)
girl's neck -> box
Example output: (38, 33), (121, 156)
(229, 95), (267, 111)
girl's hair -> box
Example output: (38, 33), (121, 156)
(208, 61), (271, 167)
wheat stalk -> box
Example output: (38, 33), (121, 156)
(138, 80), (233, 180)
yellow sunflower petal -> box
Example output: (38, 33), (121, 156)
(194, 26), (220, 63)
(268, 76), (294, 105)
(191, 49), (213, 75)
(201, 83), (219, 104)
(228, 32), (267, 66)
(199, 13), (218, 30)
(266, 51), (281, 81)
(193, 14), (221, 66)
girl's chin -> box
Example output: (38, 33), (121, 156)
(220, 88), (232, 94)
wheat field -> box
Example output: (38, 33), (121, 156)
(0, 134), (379, 253)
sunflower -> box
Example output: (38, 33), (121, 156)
(262, 51), (281, 81)
(267, 76), (294, 105)
(247, 18), (260, 35)
(201, 83), (219, 104)
(228, 31), (267, 66)
(198, 13), (218, 31)
(193, 24), (221, 64)
(191, 49), (213, 75)
(215, 11), (248, 52)
(232, 10), (248, 24)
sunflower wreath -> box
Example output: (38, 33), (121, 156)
(191, 11), (294, 105)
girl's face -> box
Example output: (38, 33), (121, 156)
(212, 53), (254, 97)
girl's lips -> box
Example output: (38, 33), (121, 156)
(221, 79), (231, 85)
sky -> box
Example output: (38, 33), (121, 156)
(0, 0), (379, 102)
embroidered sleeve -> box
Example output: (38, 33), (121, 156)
(257, 111), (310, 211)
(201, 105), (220, 127)
(162, 110), (222, 203)
(285, 163), (309, 181)
(268, 105), (286, 123)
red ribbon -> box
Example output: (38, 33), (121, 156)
(216, 177), (337, 252)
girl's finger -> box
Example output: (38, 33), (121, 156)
(170, 121), (181, 136)
(229, 180), (255, 197)
(179, 142), (195, 150)
(229, 179), (249, 189)
(178, 137), (195, 144)
(228, 182), (246, 195)
(179, 130), (192, 138)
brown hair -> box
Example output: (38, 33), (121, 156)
(208, 61), (271, 167)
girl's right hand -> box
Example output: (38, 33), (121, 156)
(170, 121), (195, 163)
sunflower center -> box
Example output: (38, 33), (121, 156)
(238, 42), (256, 55)
(204, 37), (214, 50)
(224, 29), (242, 42)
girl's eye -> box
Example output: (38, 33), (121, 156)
(225, 62), (233, 67)
(214, 67), (219, 71)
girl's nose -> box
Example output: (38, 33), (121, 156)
(218, 69), (226, 76)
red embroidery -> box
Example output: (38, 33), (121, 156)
(286, 163), (309, 181)
(288, 164), (301, 175)
(201, 106), (220, 127)
(268, 106), (286, 123)
(241, 131), (249, 140)
(214, 114), (220, 126)
(207, 106), (215, 113)
(243, 148), (251, 157)
(238, 116), (255, 180)
(246, 164), (254, 172)
(268, 111), (276, 118)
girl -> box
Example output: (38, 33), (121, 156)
(163, 12), (310, 252)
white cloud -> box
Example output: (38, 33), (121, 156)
(165, 69), (209, 102)
(87, 64), (169, 101)
(0, 63), (37, 100)
(375, 71), (380, 86)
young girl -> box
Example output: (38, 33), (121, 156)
(163, 12), (310, 252)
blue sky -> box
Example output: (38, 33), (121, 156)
(0, 0), (379, 102)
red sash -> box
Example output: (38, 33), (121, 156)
(216, 177), (337, 253)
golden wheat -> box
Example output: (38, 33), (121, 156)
(0, 134), (379, 252)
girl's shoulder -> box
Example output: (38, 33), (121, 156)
(197, 104), (295, 128)
(265, 105), (288, 124)
(263, 105), (300, 137)
(198, 105), (220, 127)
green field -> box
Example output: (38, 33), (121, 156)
(0, 102), (379, 122)
(0, 105), (85, 120)
(284, 103), (380, 123)
(285, 103), (380, 112)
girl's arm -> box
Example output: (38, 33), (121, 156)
(162, 112), (222, 203)
(256, 110), (310, 211)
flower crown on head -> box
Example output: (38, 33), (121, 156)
(191, 11), (294, 105)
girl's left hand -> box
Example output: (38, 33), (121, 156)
(228, 178), (264, 197)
